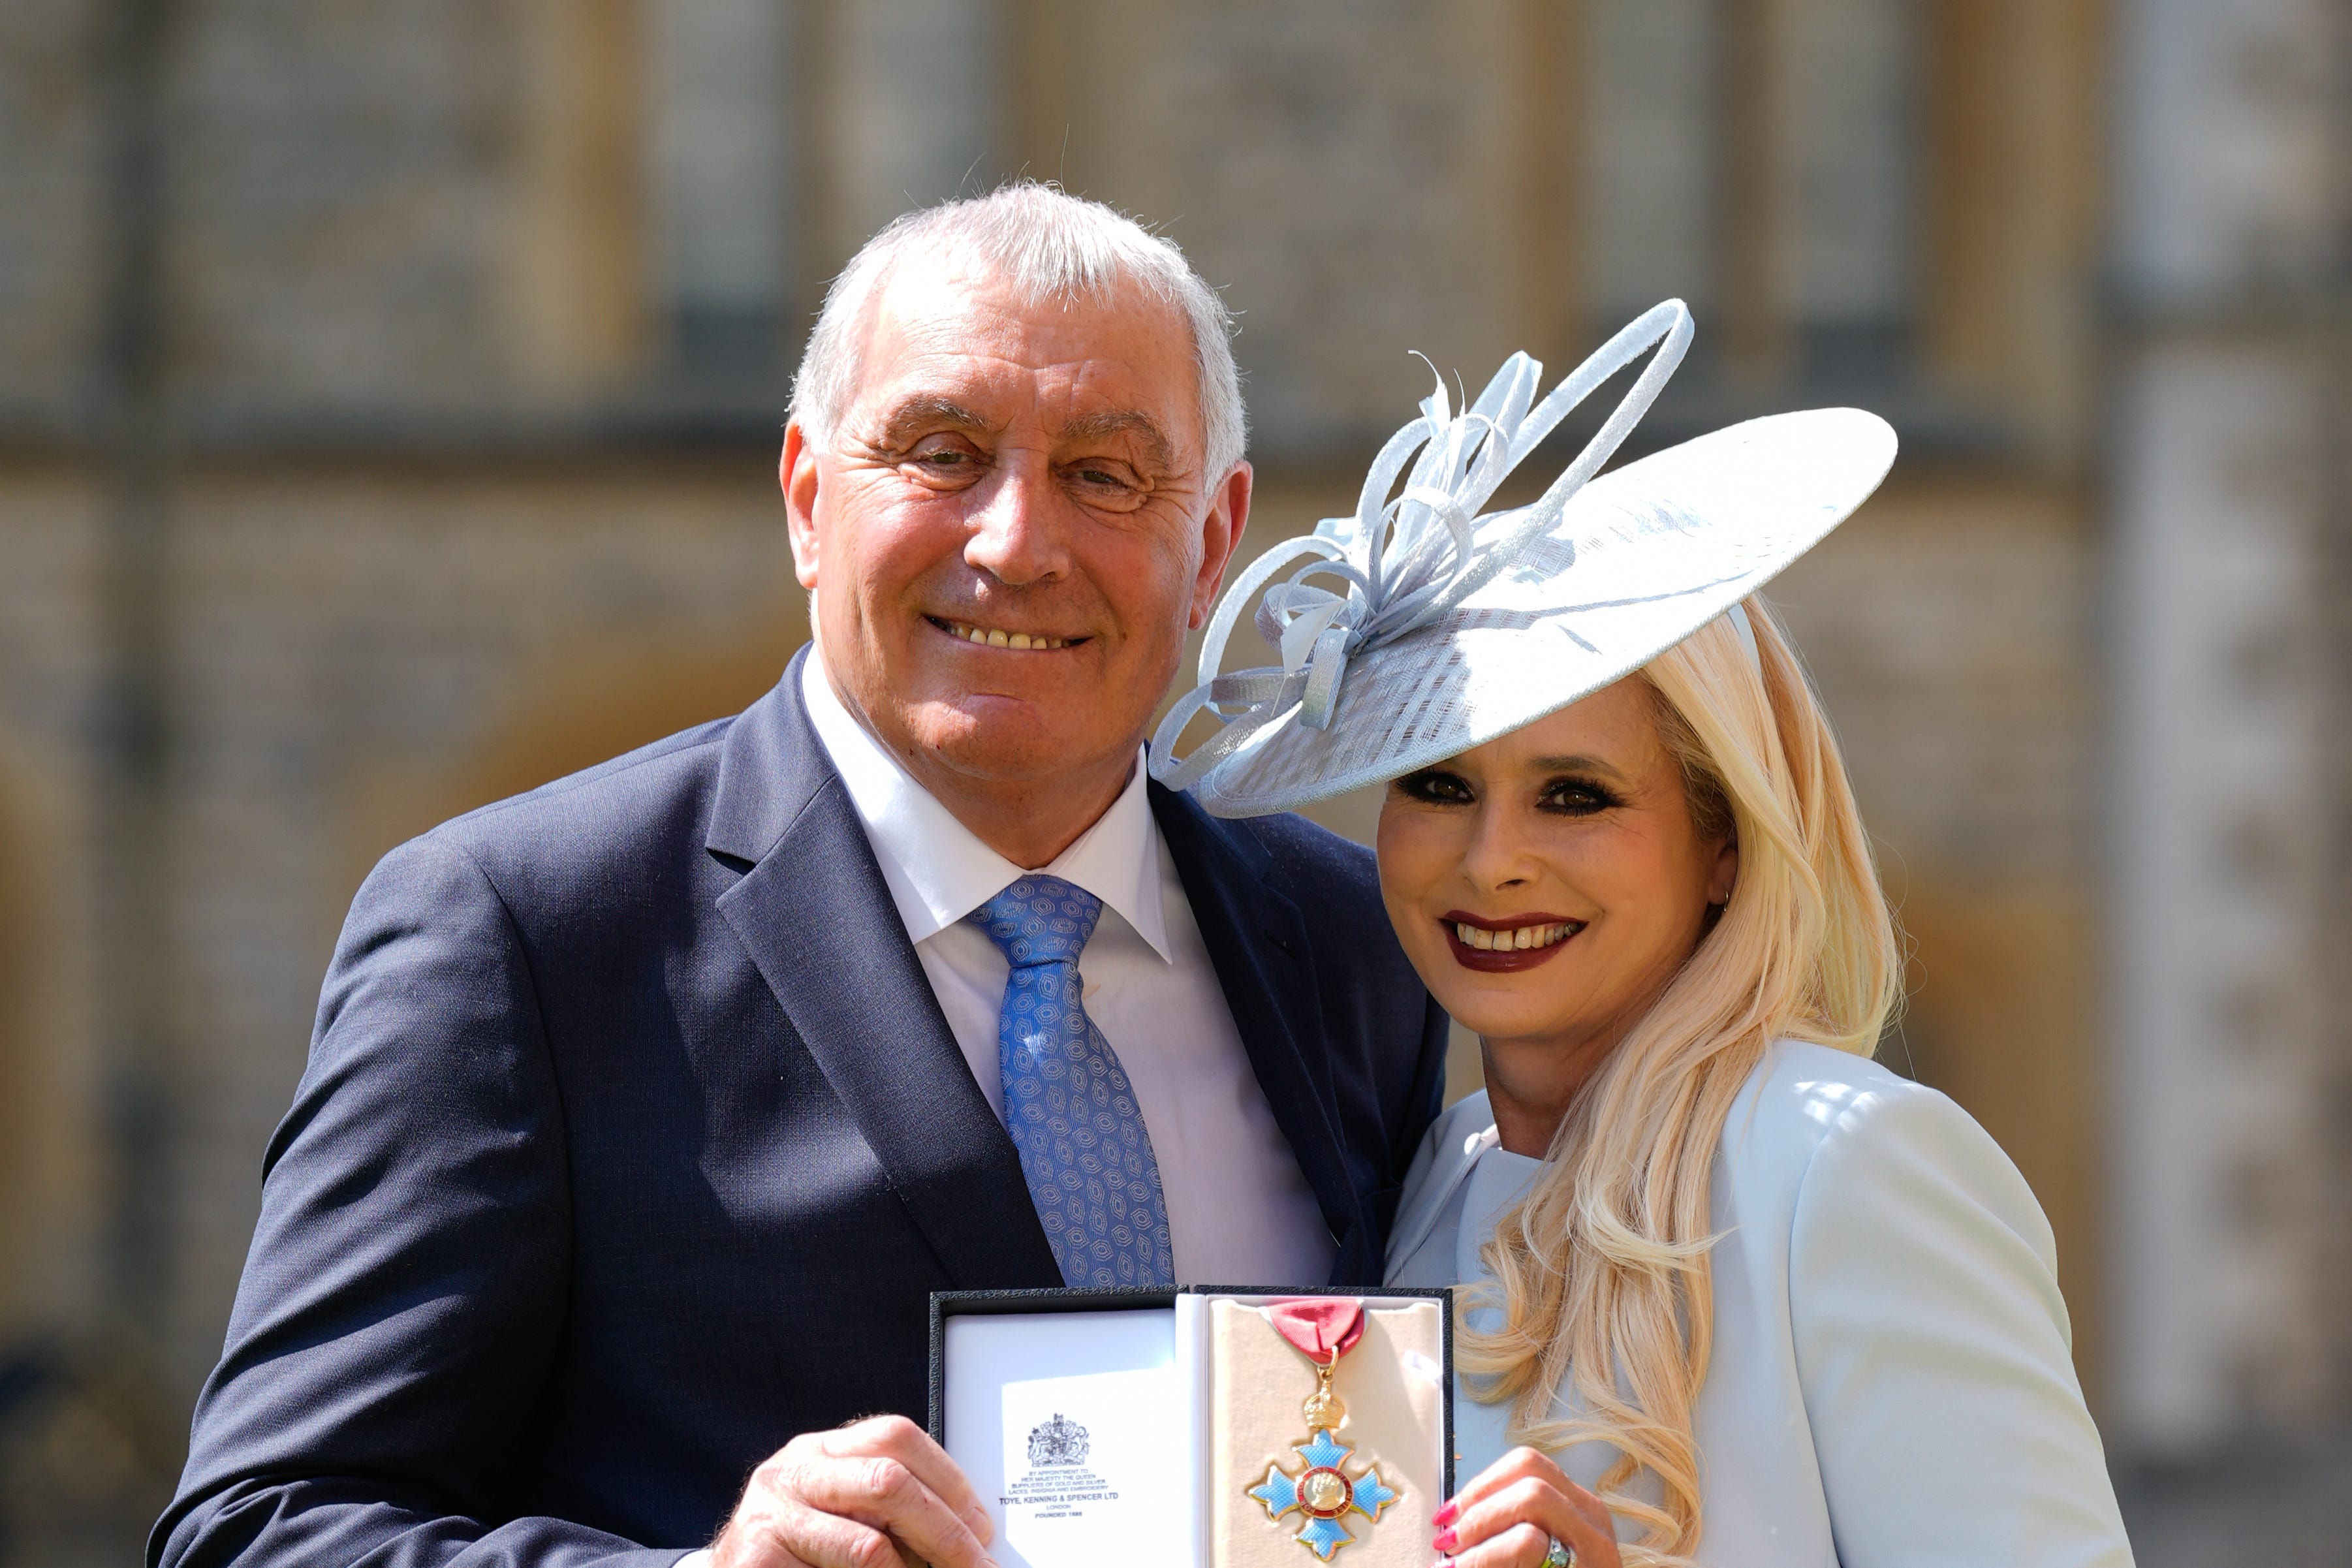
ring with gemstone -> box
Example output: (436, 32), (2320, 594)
(1541, 1537), (1575, 1568)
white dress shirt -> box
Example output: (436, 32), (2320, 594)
(799, 651), (1336, 1288)
(1388, 1040), (2134, 1566)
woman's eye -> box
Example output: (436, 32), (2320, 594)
(1539, 780), (1616, 815)
(1396, 770), (1473, 804)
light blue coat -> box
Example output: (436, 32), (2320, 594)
(1387, 1039), (2135, 1566)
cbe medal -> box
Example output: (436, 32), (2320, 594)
(1246, 1299), (1400, 1561)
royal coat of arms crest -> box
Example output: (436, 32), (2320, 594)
(1026, 1413), (1090, 1468)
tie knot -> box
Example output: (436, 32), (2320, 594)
(968, 874), (1103, 967)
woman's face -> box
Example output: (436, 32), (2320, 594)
(1376, 678), (1737, 1056)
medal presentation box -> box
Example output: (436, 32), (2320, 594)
(930, 1287), (1452, 1568)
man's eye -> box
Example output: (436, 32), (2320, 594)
(914, 447), (971, 466)
(1064, 463), (1148, 511)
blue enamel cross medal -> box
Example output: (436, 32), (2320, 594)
(1247, 1308), (1401, 1560)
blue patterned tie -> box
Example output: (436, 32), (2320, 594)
(968, 875), (1176, 1288)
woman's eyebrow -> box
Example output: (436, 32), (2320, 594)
(1528, 753), (1631, 783)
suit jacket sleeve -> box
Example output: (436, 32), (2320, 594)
(1785, 1082), (2134, 1567)
(151, 835), (687, 1568)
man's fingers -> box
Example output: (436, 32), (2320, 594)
(708, 1509), (821, 1568)
(765, 1499), (913, 1568)
(819, 1417), (994, 1545)
(719, 1419), (998, 1568)
(784, 1453), (994, 1568)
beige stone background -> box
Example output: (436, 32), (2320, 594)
(0, 1), (2347, 1562)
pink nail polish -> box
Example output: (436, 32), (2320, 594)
(1433, 1501), (1458, 1527)
(1433, 1528), (1458, 1553)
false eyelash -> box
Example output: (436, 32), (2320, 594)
(1394, 769), (1472, 804)
(1539, 779), (1621, 814)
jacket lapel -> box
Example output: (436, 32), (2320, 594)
(709, 653), (1060, 1290)
(1149, 783), (1366, 1266)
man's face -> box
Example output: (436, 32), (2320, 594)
(783, 264), (1249, 800)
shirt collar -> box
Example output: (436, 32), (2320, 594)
(798, 648), (1172, 960)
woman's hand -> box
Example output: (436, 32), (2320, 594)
(1431, 1446), (1619, 1568)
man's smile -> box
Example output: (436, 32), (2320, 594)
(926, 615), (1089, 652)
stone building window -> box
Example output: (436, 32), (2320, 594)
(1785, 0), (1922, 385)
(643, 0), (796, 378)
(1586, 0), (1725, 332)
(1581, 0), (1923, 393)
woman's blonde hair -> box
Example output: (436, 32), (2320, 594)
(1454, 597), (1902, 1565)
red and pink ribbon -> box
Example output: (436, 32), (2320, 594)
(1267, 1296), (1366, 1366)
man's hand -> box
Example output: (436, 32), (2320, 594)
(710, 1415), (998, 1568)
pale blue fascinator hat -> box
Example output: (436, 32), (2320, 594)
(1146, 301), (1896, 819)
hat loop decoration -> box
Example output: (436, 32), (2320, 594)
(1149, 300), (1694, 794)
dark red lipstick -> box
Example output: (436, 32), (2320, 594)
(1441, 910), (1587, 973)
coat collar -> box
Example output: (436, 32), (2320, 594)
(794, 650), (1173, 958)
(1381, 1091), (1497, 1274)
(708, 648), (1061, 1289)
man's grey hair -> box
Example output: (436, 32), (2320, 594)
(788, 183), (1247, 480)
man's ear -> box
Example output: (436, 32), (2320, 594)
(782, 423), (822, 590)
(1189, 460), (1253, 631)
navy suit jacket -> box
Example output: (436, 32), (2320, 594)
(154, 654), (1449, 1567)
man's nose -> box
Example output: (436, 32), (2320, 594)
(963, 457), (1071, 586)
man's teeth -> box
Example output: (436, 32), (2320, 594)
(943, 621), (1074, 651)
(1454, 921), (1578, 952)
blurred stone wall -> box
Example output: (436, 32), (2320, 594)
(2105, 0), (2352, 1455)
(0, 1), (2343, 1563)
